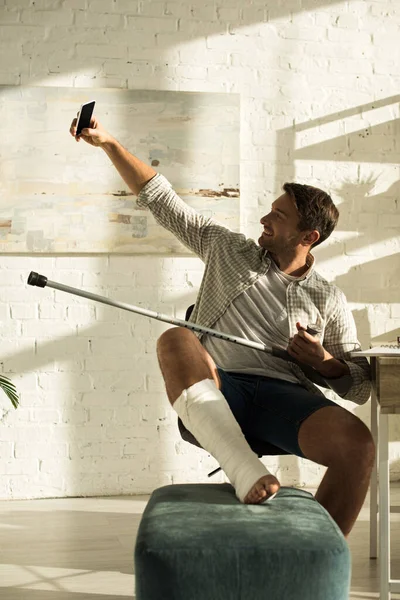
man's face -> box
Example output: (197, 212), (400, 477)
(258, 192), (304, 254)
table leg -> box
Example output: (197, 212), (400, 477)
(379, 412), (390, 600)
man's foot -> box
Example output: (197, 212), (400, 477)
(244, 474), (280, 504)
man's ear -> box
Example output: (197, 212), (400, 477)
(301, 230), (320, 247)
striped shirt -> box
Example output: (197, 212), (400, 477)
(137, 174), (371, 405)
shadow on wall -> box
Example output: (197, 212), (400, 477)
(16, 0), (349, 88)
(276, 94), (399, 317)
(0, 282), (198, 497)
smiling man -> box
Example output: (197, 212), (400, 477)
(71, 116), (373, 538)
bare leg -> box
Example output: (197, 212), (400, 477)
(156, 327), (280, 503)
(313, 461), (373, 538)
(298, 406), (375, 537)
(156, 327), (221, 402)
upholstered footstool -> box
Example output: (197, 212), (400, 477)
(134, 483), (351, 600)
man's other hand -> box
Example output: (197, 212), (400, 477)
(287, 321), (331, 369)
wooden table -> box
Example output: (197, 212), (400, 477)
(351, 349), (400, 600)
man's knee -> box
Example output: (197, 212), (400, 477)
(156, 327), (196, 358)
(156, 327), (220, 395)
(348, 421), (375, 465)
(333, 418), (375, 470)
(299, 406), (375, 469)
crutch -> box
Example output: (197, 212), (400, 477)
(28, 271), (329, 478)
(27, 271), (327, 386)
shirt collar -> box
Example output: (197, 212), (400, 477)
(301, 253), (315, 281)
(261, 249), (315, 281)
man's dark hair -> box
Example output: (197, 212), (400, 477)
(283, 182), (339, 249)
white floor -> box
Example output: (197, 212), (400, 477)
(1, 485), (400, 599)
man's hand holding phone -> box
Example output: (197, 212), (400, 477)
(70, 101), (157, 195)
(70, 111), (113, 148)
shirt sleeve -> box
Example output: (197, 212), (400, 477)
(322, 288), (372, 405)
(322, 365), (354, 396)
(136, 173), (232, 261)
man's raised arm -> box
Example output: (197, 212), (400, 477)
(70, 115), (157, 195)
(69, 114), (233, 260)
(103, 138), (157, 196)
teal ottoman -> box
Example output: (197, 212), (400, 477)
(134, 483), (351, 600)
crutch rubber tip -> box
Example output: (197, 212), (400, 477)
(27, 271), (48, 288)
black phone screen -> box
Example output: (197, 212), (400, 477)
(76, 101), (95, 136)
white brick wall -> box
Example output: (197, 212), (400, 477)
(0, 0), (399, 499)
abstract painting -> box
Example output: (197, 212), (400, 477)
(0, 86), (240, 253)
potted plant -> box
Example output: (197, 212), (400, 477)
(0, 375), (19, 408)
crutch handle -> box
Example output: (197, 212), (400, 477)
(27, 271), (48, 288)
(271, 326), (319, 361)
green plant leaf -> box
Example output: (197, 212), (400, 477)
(0, 374), (19, 409)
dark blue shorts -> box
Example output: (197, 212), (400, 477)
(217, 368), (338, 459)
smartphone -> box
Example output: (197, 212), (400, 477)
(75, 100), (96, 137)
